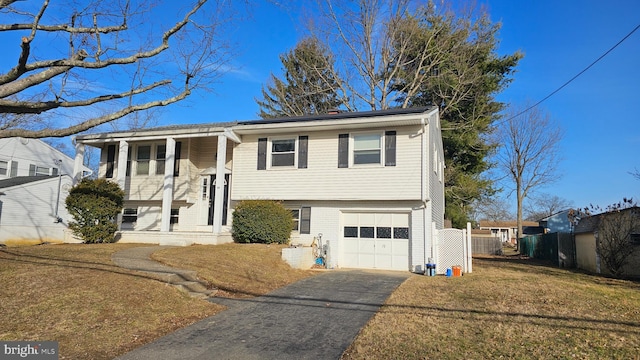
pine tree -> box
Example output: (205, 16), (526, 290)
(256, 37), (343, 118)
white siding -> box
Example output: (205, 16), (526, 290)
(0, 137), (84, 178)
(0, 176), (73, 243)
(232, 127), (424, 201)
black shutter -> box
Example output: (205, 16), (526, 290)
(300, 206), (311, 234)
(298, 136), (308, 169)
(338, 134), (349, 168)
(385, 131), (396, 166)
(257, 138), (267, 170)
(173, 141), (182, 176)
(106, 144), (116, 178)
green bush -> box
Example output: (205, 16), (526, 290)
(232, 200), (294, 244)
(65, 178), (124, 244)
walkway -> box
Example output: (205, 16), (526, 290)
(112, 246), (409, 360)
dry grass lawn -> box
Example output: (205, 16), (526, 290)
(0, 242), (314, 359)
(152, 243), (316, 297)
(342, 256), (640, 359)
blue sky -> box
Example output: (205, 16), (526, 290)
(2, 1), (638, 212)
(160, 0), (640, 211)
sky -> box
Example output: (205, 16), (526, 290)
(2, 0), (639, 213)
(158, 0), (640, 212)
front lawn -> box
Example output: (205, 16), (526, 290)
(343, 256), (640, 359)
(0, 243), (314, 359)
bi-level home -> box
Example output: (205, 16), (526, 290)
(73, 107), (445, 271)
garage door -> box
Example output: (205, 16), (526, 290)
(342, 212), (410, 271)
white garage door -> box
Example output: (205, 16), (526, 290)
(342, 212), (410, 271)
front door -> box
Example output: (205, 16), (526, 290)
(208, 174), (230, 226)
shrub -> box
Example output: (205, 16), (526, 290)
(232, 200), (293, 244)
(65, 178), (124, 244)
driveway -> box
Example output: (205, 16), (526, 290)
(115, 270), (409, 360)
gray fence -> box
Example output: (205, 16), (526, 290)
(472, 236), (502, 255)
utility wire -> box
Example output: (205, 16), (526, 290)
(502, 23), (640, 123)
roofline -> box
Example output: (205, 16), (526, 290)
(75, 106), (438, 143)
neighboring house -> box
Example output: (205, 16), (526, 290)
(478, 220), (540, 244)
(574, 207), (640, 277)
(0, 138), (92, 244)
(537, 209), (573, 233)
(0, 137), (80, 178)
(73, 107), (446, 272)
(0, 176), (74, 243)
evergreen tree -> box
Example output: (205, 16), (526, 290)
(390, 3), (522, 227)
(256, 37), (344, 118)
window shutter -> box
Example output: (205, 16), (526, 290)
(385, 131), (396, 166)
(338, 134), (349, 168)
(298, 136), (308, 169)
(10, 161), (18, 177)
(106, 144), (116, 178)
(257, 138), (267, 170)
(300, 206), (311, 234)
(29, 164), (36, 176)
(173, 141), (182, 177)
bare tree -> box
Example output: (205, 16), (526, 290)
(631, 168), (640, 180)
(524, 193), (573, 221)
(0, 0), (234, 138)
(471, 196), (513, 222)
(495, 105), (563, 241)
(584, 199), (640, 277)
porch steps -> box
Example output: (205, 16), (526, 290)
(112, 246), (216, 299)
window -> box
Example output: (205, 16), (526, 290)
(393, 227), (410, 239)
(290, 209), (300, 231)
(0, 161), (7, 176)
(377, 227), (392, 239)
(271, 139), (296, 167)
(338, 131), (397, 168)
(170, 208), (179, 224)
(202, 178), (208, 200)
(258, 137), (308, 170)
(29, 164), (50, 176)
(360, 226), (375, 238)
(344, 226), (358, 237)
(136, 145), (151, 175)
(10, 161), (17, 177)
(353, 134), (381, 165)
(155, 144), (166, 175)
(122, 208), (138, 223)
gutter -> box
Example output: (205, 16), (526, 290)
(421, 116), (431, 272)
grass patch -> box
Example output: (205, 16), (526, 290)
(342, 256), (640, 359)
(153, 243), (316, 297)
(0, 243), (222, 359)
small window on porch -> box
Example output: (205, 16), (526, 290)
(155, 145), (166, 175)
(170, 208), (179, 224)
(136, 146), (151, 175)
(122, 208), (138, 223)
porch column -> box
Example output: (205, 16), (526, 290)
(160, 137), (176, 232)
(212, 134), (227, 233)
(116, 140), (129, 190)
(73, 142), (85, 185)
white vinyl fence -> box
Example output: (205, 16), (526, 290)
(432, 223), (472, 274)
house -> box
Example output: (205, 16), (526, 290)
(73, 106), (447, 272)
(478, 220), (540, 244)
(574, 207), (640, 277)
(0, 137), (92, 244)
(537, 209), (574, 233)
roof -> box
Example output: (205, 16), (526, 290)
(75, 106), (438, 142)
(237, 107), (433, 125)
(574, 206), (640, 234)
(0, 175), (56, 189)
(538, 209), (572, 222)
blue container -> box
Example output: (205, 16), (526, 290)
(445, 268), (452, 277)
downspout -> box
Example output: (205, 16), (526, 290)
(421, 117), (430, 271)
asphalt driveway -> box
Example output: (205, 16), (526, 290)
(115, 270), (409, 360)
